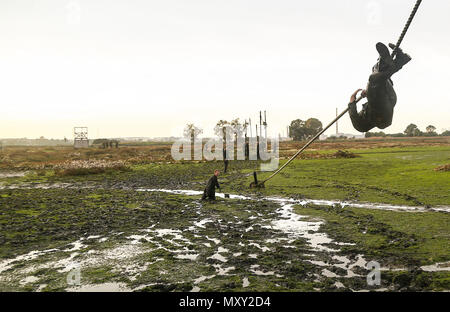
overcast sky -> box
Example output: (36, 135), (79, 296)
(1, 0), (449, 139)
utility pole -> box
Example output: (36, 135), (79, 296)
(256, 124), (260, 160)
(244, 119), (249, 160)
(259, 111), (262, 139)
(244, 119), (248, 137)
(263, 110), (267, 141)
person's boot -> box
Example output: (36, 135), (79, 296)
(389, 43), (412, 68)
(376, 42), (394, 68)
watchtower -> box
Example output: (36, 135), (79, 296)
(74, 127), (89, 148)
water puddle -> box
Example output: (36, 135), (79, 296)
(420, 261), (450, 272)
(67, 282), (130, 292)
(139, 189), (450, 213)
(0, 171), (29, 178)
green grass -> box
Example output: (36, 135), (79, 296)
(1, 144), (448, 291)
(250, 146), (450, 206)
(294, 205), (450, 266)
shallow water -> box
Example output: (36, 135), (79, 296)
(139, 189), (450, 213)
(67, 282), (131, 292)
(0, 171), (28, 178)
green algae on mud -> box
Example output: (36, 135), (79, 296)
(0, 187), (356, 292)
(1, 188), (448, 291)
(0, 188), (200, 259)
(293, 204), (450, 266)
(243, 146), (450, 207)
(1, 146), (449, 292)
(293, 204), (450, 291)
(7, 146), (448, 208)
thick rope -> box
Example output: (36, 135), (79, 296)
(392, 0), (423, 57)
(259, 0), (423, 186)
(260, 96), (362, 184)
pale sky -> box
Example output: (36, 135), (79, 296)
(1, 0), (449, 139)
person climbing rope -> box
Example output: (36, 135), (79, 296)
(201, 169), (221, 201)
(251, 0), (422, 188)
(348, 42), (412, 132)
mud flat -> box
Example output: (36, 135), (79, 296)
(1, 186), (448, 292)
(0, 145), (448, 291)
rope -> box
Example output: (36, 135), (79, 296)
(261, 96), (362, 184)
(259, 0), (423, 186)
(391, 0), (423, 57)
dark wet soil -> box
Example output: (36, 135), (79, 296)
(0, 161), (448, 292)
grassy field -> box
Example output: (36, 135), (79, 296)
(250, 145), (450, 206)
(0, 137), (449, 291)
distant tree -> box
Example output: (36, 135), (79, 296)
(441, 130), (450, 137)
(426, 125), (436, 133)
(230, 118), (244, 139)
(183, 123), (203, 160)
(183, 123), (203, 140)
(388, 133), (405, 137)
(289, 118), (323, 141)
(214, 120), (230, 139)
(365, 131), (386, 138)
(304, 118), (323, 139)
(404, 124), (422, 137)
(289, 119), (307, 141)
(424, 125), (438, 136)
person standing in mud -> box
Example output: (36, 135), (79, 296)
(201, 170), (221, 201)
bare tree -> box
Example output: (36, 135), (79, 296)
(214, 120), (230, 139)
(183, 123), (203, 139)
(230, 118), (244, 139)
(183, 123), (203, 160)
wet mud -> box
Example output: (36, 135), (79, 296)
(1, 185), (448, 292)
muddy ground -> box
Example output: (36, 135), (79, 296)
(0, 145), (449, 292)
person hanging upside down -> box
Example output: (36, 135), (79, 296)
(348, 42), (412, 132)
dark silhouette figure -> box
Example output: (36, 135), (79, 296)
(348, 42), (412, 132)
(202, 170), (220, 201)
(223, 148), (229, 173)
(244, 136), (249, 160)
